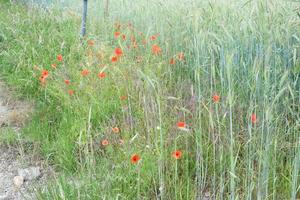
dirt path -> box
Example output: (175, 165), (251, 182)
(0, 82), (51, 200)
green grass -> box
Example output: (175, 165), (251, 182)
(0, 127), (18, 145)
(0, 0), (300, 199)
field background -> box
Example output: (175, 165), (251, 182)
(1, 0), (300, 199)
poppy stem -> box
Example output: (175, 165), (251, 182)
(174, 141), (178, 200)
(81, 0), (88, 37)
(138, 165), (141, 199)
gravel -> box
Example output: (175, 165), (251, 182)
(0, 82), (52, 200)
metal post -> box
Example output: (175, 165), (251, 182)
(104, 0), (109, 18)
(81, 0), (88, 37)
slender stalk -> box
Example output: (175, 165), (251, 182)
(226, 56), (235, 200)
(104, 0), (109, 18)
(157, 89), (165, 200)
(195, 69), (203, 199)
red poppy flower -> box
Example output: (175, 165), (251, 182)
(251, 114), (257, 123)
(88, 39), (95, 46)
(114, 32), (121, 38)
(122, 34), (126, 40)
(131, 154), (140, 164)
(68, 90), (74, 96)
(39, 76), (46, 85)
(41, 70), (49, 78)
(64, 79), (70, 85)
(101, 139), (109, 146)
(169, 58), (176, 65)
(39, 70), (49, 85)
(57, 54), (63, 62)
(212, 94), (220, 103)
(98, 72), (106, 79)
(178, 52), (184, 61)
(111, 56), (118, 63)
(112, 127), (120, 133)
(177, 121), (186, 129)
(81, 69), (90, 76)
(152, 44), (162, 55)
(51, 63), (57, 69)
(150, 35), (157, 41)
(114, 47), (123, 56)
(172, 150), (182, 160)
(120, 95), (127, 100)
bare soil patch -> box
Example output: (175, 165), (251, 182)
(0, 81), (52, 200)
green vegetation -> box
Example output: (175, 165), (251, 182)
(0, 127), (18, 145)
(0, 0), (299, 199)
